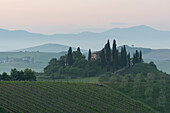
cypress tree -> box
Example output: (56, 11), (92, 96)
(132, 53), (136, 65)
(132, 50), (140, 64)
(67, 47), (73, 66)
(105, 40), (111, 71)
(100, 49), (106, 68)
(139, 50), (143, 63)
(77, 47), (81, 52)
(120, 47), (124, 68)
(127, 52), (131, 67)
(115, 49), (119, 69)
(136, 50), (139, 63)
(76, 47), (82, 58)
(112, 40), (117, 72)
(123, 45), (127, 67)
(88, 49), (92, 61)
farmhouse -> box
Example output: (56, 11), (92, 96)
(92, 50), (121, 60)
(92, 51), (101, 60)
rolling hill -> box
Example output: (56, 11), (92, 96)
(0, 52), (65, 73)
(102, 63), (169, 113)
(13, 43), (87, 53)
(117, 45), (170, 74)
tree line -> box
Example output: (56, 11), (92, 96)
(44, 40), (143, 78)
(96, 40), (142, 72)
(0, 68), (36, 81)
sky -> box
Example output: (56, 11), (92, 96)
(0, 0), (170, 34)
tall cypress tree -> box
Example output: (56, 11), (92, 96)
(123, 45), (127, 67)
(115, 49), (119, 69)
(120, 47), (124, 68)
(77, 47), (81, 52)
(67, 47), (73, 66)
(127, 52), (131, 67)
(100, 49), (106, 68)
(136, 50), (139, 63)
(139, 50), (143, 63)
(112, 40), (117, 72)
(132, 50), (140, 65)
(132, 53), (136, 65)
(105, 40), (111, 71)
(88, 49), (92, 61)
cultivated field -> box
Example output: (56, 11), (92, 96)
(0, 81), (156, 113)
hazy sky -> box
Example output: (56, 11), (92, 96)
(0, 0), (170, 34)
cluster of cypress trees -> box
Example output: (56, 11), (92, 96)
(99, 40), (129, 72)
(66, 40), (143, 73)
(99, 40), (142, 72)
(132, 50), (143, 65)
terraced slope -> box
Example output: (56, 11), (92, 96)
(0, 81), (156, 113)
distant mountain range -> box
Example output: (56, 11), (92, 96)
(1, 25), (170, 51)
(14, 43), (87, 53)
(1, 25), (170, 74)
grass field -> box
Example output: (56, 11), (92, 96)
(0, 81), (156, 113)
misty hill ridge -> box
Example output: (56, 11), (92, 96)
(1, 25), (170, 51)
(14, 43), (87, 53)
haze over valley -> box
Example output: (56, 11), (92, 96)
(1, 25), (170, 51)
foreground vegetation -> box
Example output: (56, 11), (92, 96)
(0, 68), (36, 81)
(0, 81), (156, 113)
(0, 107), (8, 113)
(99, 63), (169, 113)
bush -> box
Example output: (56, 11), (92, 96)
(149, 61), (157, 68)
(99, 75), (109, 83)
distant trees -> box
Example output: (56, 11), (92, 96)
(44, 47), (101, 78)
(0, 72), (10, 81)
(88, 49), (91, 61)
(127, 53), (131, 67)
(99, 40), (138, 72)
(67, 47), (73, 66)
(0, 68), (36, 81)
(105, 40), (111, 71)
(100, 49), (106, 68)
(44, 40), (143, 78)
(133, 50), (143, 64)
(112, 40), (117, 72)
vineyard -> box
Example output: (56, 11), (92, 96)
(0, 81), (156, 113)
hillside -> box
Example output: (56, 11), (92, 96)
(0, 81), (156, 113)
(0, 52), (65, 73)
(118, 63), (160, 76)
(100, 63), (169, 113)
(118, 45), (170, 74)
